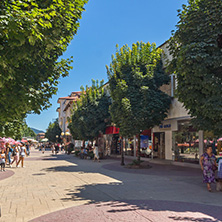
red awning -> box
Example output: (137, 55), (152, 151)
(105, 126), (120, 135)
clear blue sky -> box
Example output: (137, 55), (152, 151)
(26, 0), (187, 131)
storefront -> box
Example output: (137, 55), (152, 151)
(153, 132), (165, 159)
(172, 120), (199, 163)
(104, 126), (120, 155)
(104, 127), (152, 158)
(152, 118), (204, 162)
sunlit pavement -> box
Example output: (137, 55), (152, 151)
(0, 150), (221, 222)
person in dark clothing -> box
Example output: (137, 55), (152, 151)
(26, 143), (30, 156)
(212, 140), (217, 155)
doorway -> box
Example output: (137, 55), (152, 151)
(153, 132), (165, 159)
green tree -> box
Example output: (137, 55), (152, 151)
(107, 42), (171, 161)
(168, 0), (222, 134)
(0, 119), (36, 140)
(0, 0), (88, 126)
(69, 80), (111, 141)
(22, 124), (36, 138)
(45, 118), (62, 143)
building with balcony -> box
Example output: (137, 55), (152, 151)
(57, 91), (81, 143)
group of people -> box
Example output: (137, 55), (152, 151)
(200, 145), (222, 192)
(79, 141), (100, 162)
(0, 142), (29, 171)
(39, 143), (65, 154)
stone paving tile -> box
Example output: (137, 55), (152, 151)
(31, 200), (222, 222)
(1, 149), (222, 222)
(0, 170), (14, 181)
(0, 150), (120, 221)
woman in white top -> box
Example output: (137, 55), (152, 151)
(93, 141), (100, 162)
(11, 144), (20, 167)
(16, 144), (27, 168)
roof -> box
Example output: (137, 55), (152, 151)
(158, 40), (169, 49)
(58, 97), (76, 100)
(57, 97), (77, 103)
(57, 91), (82, 103)
(71, 91), (81, 95)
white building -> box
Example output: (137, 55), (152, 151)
(57, 92), (81, 143)
(151, 41), (204, 162)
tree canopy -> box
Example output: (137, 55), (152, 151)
(69, 80), (111, 141)
(45, 118), (61, 143)
(107, 42), (171, 137)
(0, 120), (36, 140)
(168, 0), (222, 134)
(0, 0), (87, 125)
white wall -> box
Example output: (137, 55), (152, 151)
(165, 131), (173, 160)
(167, 98), (190, 120)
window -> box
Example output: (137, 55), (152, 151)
(171, 74), (177, 97)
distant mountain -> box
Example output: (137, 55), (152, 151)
(30, 127), (45, 134)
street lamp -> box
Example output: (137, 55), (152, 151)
(65, 132), (70, 136)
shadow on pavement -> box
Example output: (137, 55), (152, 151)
(38, 153), (222, 222)
(31, 197), (221, 222)
(0, 169), (14, 181)
(60, 184), (222, 221)
(43, 165), (78, 172)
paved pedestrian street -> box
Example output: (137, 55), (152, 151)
(0, 150), (222, 222)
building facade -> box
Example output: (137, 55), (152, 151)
(57, 92), (81, 143)
(57, 41), (204, 163)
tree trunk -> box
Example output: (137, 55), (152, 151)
(137, 132), (141, 162)
(121, 137), (125, 165)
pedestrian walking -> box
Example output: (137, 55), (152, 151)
(26, 143), (30, 156)
(42, 144), (45, 154)
(216, 157), (222, 191)
(16, 143), (28, 168)
(6, 143), (13, 168)
(51, 144), (55, 154)
(55, 143), (59, 154)
(93, 141), (100, 162)
(11, 144), (20, 167)
(61, 143), (65, 153)
(0, 149), (6, 171)
(200, 145), (217, 192)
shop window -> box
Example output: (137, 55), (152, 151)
(125, 138), (134, 156)
(172, 121), (199, 163)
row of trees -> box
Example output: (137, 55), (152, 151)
(0, 0), (88, 138)
(50, 0), (221, 159)
(68, 42), (171, 161)
(68, 0), (222, 161)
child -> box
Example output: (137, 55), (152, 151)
(0, 149), (6, 171)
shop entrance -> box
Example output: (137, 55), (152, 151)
(153, 132), (165, 159)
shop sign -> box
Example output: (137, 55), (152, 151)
(159, 123), (171, 130)
(105, 126), (120, 134)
